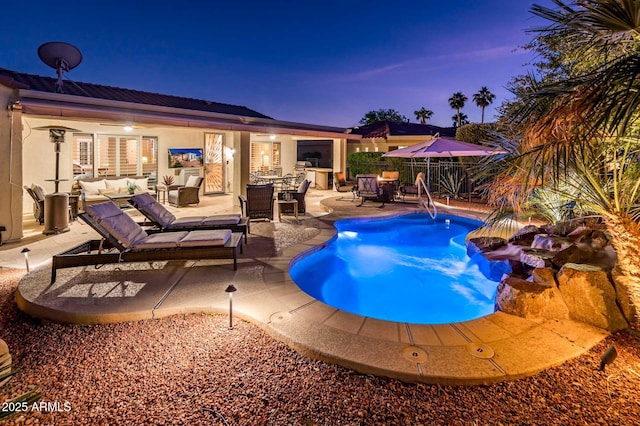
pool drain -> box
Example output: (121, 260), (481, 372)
(269, 311), (291, 323)
(466, 342), (495, 359)
(402, 345), (428, 363)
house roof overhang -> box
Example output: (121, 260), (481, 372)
(15, 89), (359, 140)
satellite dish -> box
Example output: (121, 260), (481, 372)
(37, 42), (83, 93)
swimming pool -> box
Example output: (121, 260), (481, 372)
(289, 213), (502, 324)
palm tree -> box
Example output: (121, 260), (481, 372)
(414, 107), (434, 124)
(451, 113), (469, 127)
(448, 92), (468, 127)
(488, 0), (640, 325)
(473, 86), (495, 124)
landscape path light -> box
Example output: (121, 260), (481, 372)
(225, 284), (237, 330)
(21, 248), (31, 272)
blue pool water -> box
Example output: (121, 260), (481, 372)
(289, 213), (502, 324)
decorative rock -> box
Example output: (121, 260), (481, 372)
(495, 275), (569, 320)
(531, 267), (557, 287)
(611, 267), (639, 326)
(508, 225), (542, 246)
(531, 234), (572, 252)
(557, 263), (628, 332)
(551, 244), (617, 271)
(519, 247), (555, 269)
(466, 237), (506, 258)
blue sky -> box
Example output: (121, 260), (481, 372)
(1, 1), (552, 128)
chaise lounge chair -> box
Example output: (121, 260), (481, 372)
(128, 193), (249, 243)
(333, 172), (355, 201)
(51, 201), (243, 283)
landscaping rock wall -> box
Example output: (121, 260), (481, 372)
(469, 219), (631, 332)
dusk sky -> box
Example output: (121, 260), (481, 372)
(2, 1), (552, 128)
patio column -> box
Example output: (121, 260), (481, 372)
(0, 98), (24, 242)
(231, 131), (251, 206)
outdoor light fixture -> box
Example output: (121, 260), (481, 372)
(269, 134), (276, 140)
(599, 345), (617, 371)
(123, 125), (133, 132)
(225, 284), (237, 330)
(21, 248), (30, 272)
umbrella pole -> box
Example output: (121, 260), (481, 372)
(427, 158), (431, 192)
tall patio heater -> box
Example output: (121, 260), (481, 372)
(35, 42), (83, 235)
(34, 126), (81, 235)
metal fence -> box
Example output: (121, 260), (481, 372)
(347, 160), (489, 199)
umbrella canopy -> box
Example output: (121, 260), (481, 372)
(382, 136), (504, 158)
(382, 137), (505, 191)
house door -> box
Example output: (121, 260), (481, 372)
(204, 133), (224, 194)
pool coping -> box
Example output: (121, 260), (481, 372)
(15, 200), (609, 385)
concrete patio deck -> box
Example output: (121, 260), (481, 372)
(3, 189), (608, 385)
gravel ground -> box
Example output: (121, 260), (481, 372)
(1, 268), (639, 425)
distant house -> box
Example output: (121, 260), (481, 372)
(0, 67), (356, 242)
(347, 121), (455, 154)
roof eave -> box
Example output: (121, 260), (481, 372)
(17, 89), (357, 139)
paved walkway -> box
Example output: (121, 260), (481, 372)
(5, 190), (608, 384)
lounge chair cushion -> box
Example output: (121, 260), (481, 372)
(200, 214), (241, 226)
(131, 231), (189, 249)
(178, 229), (231, 247)
(85, 202), (148, 248)
(130, 192), (157, 208)
(143, 202), (177, 228)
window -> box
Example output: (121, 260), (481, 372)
(72, 134), (94, 177)
(72, 133), (157, 179)
(250, 141), (281, 173)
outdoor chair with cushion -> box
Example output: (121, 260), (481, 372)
(129, 193), (249, 243)
(400, 172), (425, 201)
(293, 172), (306, 190)
(333, 172), (355, 201)
(238, 183), (275, 221)
(51, 201), (243, 283)
(355, 174), (385, 208)
(168, 175), (203, 207)
(24, 185), (45, 224)
(277, 179), (310, 214)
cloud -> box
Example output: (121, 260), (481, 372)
(333, 44), (525, 83)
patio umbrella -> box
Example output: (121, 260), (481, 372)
(382, 136), (505, 189)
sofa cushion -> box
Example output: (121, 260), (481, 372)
(105, 178), (129, 191)
(79, 179), (107, 195)
(127, 177), (149, 192)
(98, 188), (117, 195)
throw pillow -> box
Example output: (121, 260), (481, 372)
(127, 178), (149, 192)
(105, 178), (129, 190)
(185, 175), (200, 188)
(79, 179), (107, 195)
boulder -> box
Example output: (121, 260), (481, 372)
(551, 244), (617, 271)
(557, 263), (628, 332)
(495, 275), (569, 320)
(611, 266), (639, 326)
(532, 267), (557, 287)
(531, 234), (572, 252)
(508, 225), (543, 246)
(519, 247), (555, 269)
(466, 236), (506, 258)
